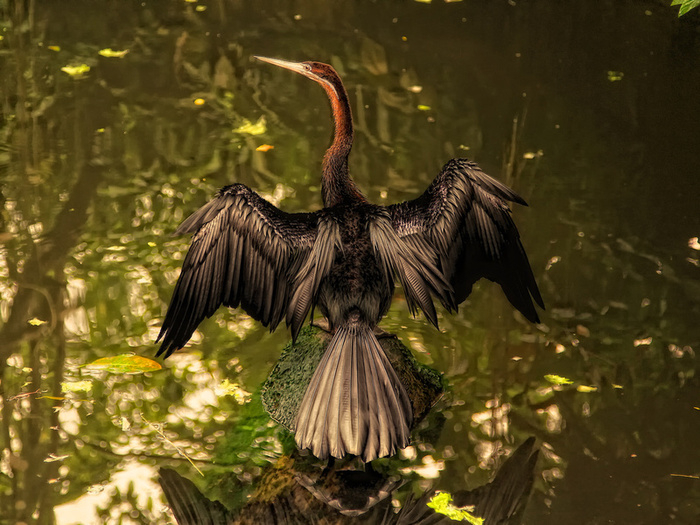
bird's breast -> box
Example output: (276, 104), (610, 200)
(317, 210), (393, 327)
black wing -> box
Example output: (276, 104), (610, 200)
(157, 183), (319, 357)
(389, 158), (544, 323)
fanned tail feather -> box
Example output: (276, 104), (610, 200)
(294, 322), (413, 462)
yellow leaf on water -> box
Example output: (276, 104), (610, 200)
(61, 64), (90, 77)
(61, 380), (94, 393)
(215, 379), (251, 404)
(607, 71), (624, 82)
(544, 374), (573, 385)
(98, 48), (129, 58)
(427, 492), (483, 524)
(234, 116), (267, 135)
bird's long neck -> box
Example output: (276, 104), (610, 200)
(321, 82), (365, 207)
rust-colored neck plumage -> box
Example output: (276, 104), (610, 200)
(318, 76), (365, 207)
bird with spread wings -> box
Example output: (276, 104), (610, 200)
(157, 58), (544, 462)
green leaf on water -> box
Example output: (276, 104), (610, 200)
(544, 374), (574, 385)
(426, 492), (484, 524)
(84, 354), (162, 374)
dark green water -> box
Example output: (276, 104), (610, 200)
(1, 1), (699, 523)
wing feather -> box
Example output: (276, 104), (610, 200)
(368, 211), (455, 327)
(389, 158), (544, 323)
(286, 215), (340, 339)
(157, 183), (318, 357)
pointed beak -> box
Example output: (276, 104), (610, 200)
(255, 56), (308, 77)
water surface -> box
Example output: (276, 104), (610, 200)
(1, 1), (699, 523)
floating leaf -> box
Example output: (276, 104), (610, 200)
(234, 116), (267, 135)
(28, 318), (47, 326)
(607, 71), (624, 82)
(544, 374), (573, 385)
(256, 144), (274, 152)
(427, 492), (484, 524)
(523, 150), (543, 160)
(44, 454), (69, 463)
(61, 64), (90, 77)
(61, 380), (93, 393)
(577, 385), (598, 393)
(98, 48), (129, 58)
(84, 354), (162, 374)
(215, 379), (251, 404)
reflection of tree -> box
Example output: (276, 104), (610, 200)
(1, 2), (110, 520)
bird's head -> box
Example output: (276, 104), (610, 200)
(255, 56), (344, 100)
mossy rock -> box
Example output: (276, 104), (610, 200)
(261, 325), (443, 432)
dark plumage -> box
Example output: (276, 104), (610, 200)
(157, 57), (544, 462)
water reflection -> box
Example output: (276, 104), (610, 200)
(1, 0), (699, 523)
(159, 437), (538, 524)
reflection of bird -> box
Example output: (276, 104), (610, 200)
(157, 57), (543, 462)
(159, 438), (540, 524)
